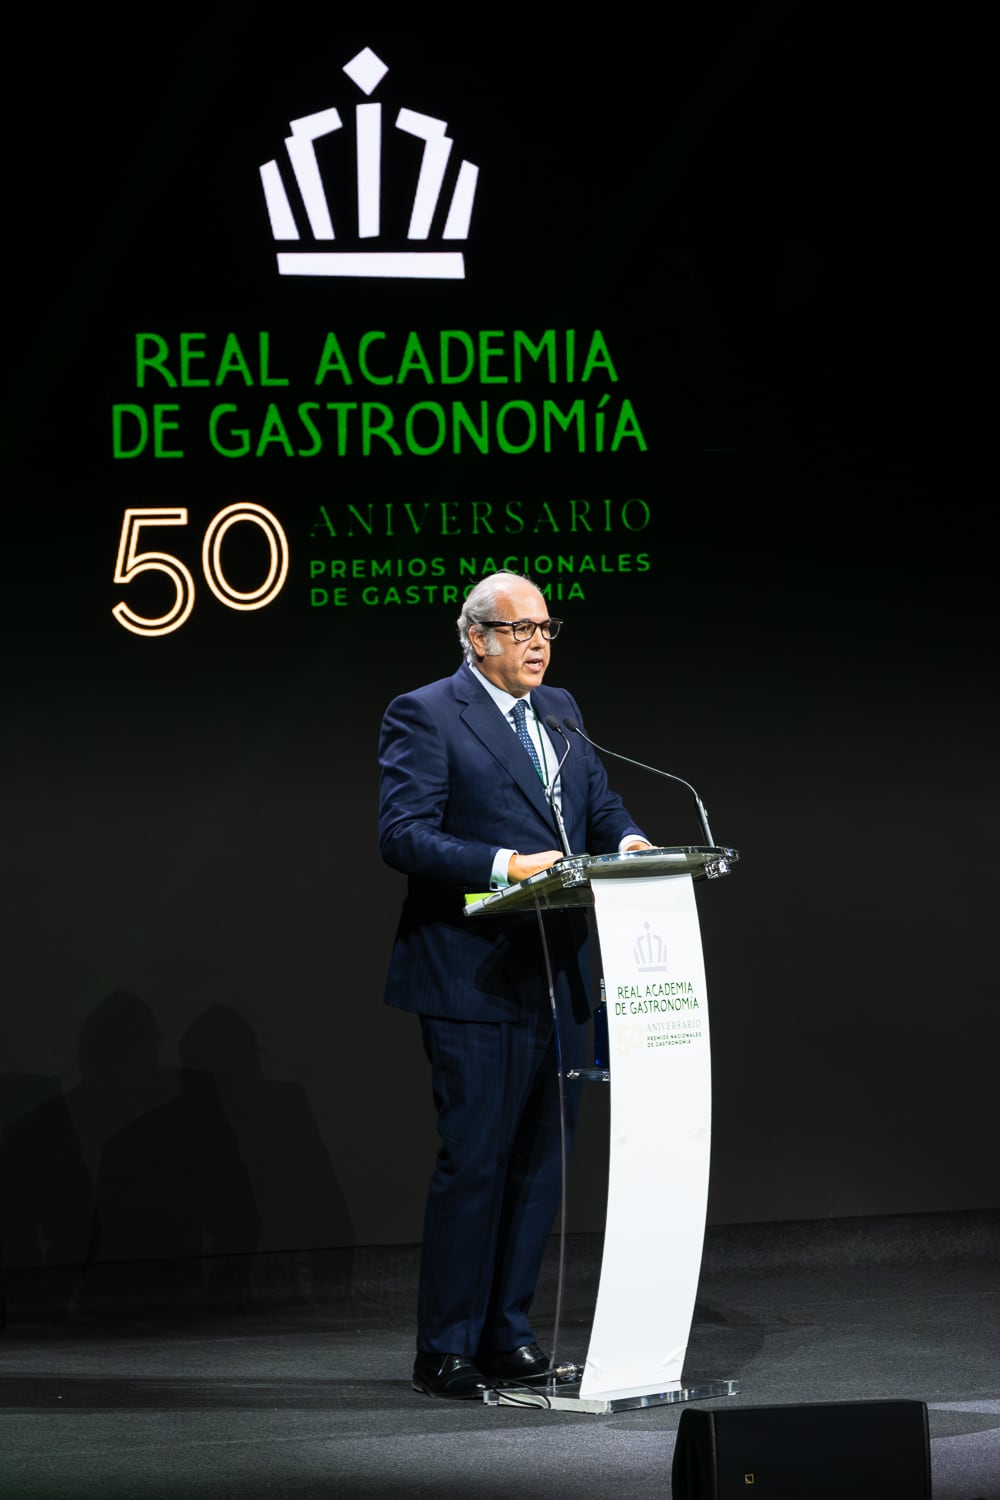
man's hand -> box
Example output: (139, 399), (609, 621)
(507, 850), (566, 883)
(621, 838), (653, 853)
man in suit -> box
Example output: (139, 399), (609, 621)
(378, 570), (650, 1398)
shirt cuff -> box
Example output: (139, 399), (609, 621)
(491, 848), (517, 888)
(618, 834), (652, 853)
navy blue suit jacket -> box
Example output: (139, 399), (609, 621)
(379, 664), (645, 1023)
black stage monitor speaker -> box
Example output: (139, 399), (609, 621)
(671, 1399), (931, 1499)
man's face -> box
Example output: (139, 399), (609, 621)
(471, 582), (551, 698)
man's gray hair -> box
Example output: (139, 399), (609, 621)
(456, 571), (537, 663)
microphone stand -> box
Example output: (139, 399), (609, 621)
(543, 715), (575, 858)
(562, 717), (717, 848)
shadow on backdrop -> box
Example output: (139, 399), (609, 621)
(1, 992), (356, 1323)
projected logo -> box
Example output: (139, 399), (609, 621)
(259, 46), (479, 280)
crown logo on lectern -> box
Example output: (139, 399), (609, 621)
(259, 46), (479, 280)
(634, 922), (668, 973)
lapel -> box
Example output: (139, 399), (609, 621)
(450, 665), (558, 829)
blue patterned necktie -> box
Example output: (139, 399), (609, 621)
(510, 698), (543, 780)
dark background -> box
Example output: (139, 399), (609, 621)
(3, 4), (995, 1278)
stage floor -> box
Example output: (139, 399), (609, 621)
(2, 1212), (998, 1498)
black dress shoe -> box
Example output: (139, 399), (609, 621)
(412, 1352), (489, 1399)
(479, 1342), (551, 1382)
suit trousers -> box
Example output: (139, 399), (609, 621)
(417, 1002), (588, 1356)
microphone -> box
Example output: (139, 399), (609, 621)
(562, 717), (718, 847)
(543, 714), (574, 859)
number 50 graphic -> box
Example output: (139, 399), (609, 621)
(112, 504), (290, 636)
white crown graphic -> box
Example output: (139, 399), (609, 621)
(634, 922), (668, 973)
(259, 46), (479, 280)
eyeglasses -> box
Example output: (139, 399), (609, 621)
(477, 618), (563, 642)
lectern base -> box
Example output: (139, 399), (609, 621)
(484, 1377), (739, 1413)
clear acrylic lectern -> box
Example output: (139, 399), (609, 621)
(466, 845), (739, 1414)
